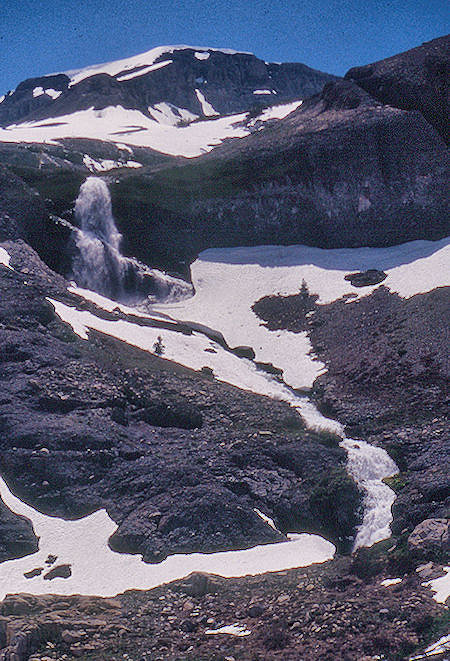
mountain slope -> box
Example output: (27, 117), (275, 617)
(0, 45), (336, 128)
(103, 79), (447, 271)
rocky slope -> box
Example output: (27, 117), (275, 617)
(0, 560), (448, 661)
(0, 240), (361, 562)
(103, 77), (447, 271)
(251, 282), (449, 565)
(0, 46), (336, 126)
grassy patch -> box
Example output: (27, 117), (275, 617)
(383, 472), (408, 493)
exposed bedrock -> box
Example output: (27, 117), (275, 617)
(0, 241), (361, 563)
(0, 497), (38, 563)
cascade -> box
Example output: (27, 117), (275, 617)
(71, 177), (192, 303)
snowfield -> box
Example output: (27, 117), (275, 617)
(0, 98), (304, 157)
(0, 105), (250, 157)
(0, 476), (335, 599)
(155, 237), (450, 390)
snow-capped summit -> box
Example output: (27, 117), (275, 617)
(0, 45), (336, 129)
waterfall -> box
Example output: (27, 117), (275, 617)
(341, 439), (398, 549)
(292, 397), (398, 549)
(71, 177), (192, 304)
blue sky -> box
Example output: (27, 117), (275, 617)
(1, 0), (447, 93)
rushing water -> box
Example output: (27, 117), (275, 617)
(341, 439), (398, 549)
(72, 177), (192, 303)
(290, 396), (398, 550)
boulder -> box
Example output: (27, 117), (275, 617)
(43, 564), (72, 580)
(231, 345), (256, 360)
(173, 572), (225, 597)
(408, 518), (449, 558)
(344, 270), (387, 287)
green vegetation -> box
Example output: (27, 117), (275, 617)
(382, 472), (408, 493)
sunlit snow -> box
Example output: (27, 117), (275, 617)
(205, 624), (252, 636)
(380, 577), (402, 587)
(410, 634), (450, 659)
(195, 89), (218, 116)
(0, 247), (12, 269)
(0, 476), (334, 599)
(148, 102), (198, 126)
(116, 59), (173, 81)
(424, 566), (450, 604)
(0, 105), (249, 157)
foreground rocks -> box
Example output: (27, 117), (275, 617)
(0, 557), (448, 661)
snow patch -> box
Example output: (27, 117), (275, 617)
(195, 89), (218, 116)
(149, 102), (198, 126)
(255, 100), (303, 122)
(0, 247), (12, 269)
(254, 509), (279, 532)
(116, 59), (173, 81)
(380, 577), (402, 587)
(410, 634), (450, 659)
(45, 88), (62, 99)
(82, 154), (142, 172)
(424, 566), (450, 604)
(253, 89), (273, 95)
(195, 51), (210, 60)
(0, 475), (334, 599)
(205, 624), (252, 636)
(32, 87), (44, 97)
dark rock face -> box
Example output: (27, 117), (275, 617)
(0, 48), (337, 126)
(0, 165), (47, 244)
(346, 35), (450, 142)
(0, 240), (361, 563)
(408, 518), (449, 560)
(0, 496), (38, 563)
(106, 78), (448, 273)
(0, 165), (73, 275)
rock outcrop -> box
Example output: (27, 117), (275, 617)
(346, 35), (450, 142)
(0, 498), (38, 564)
